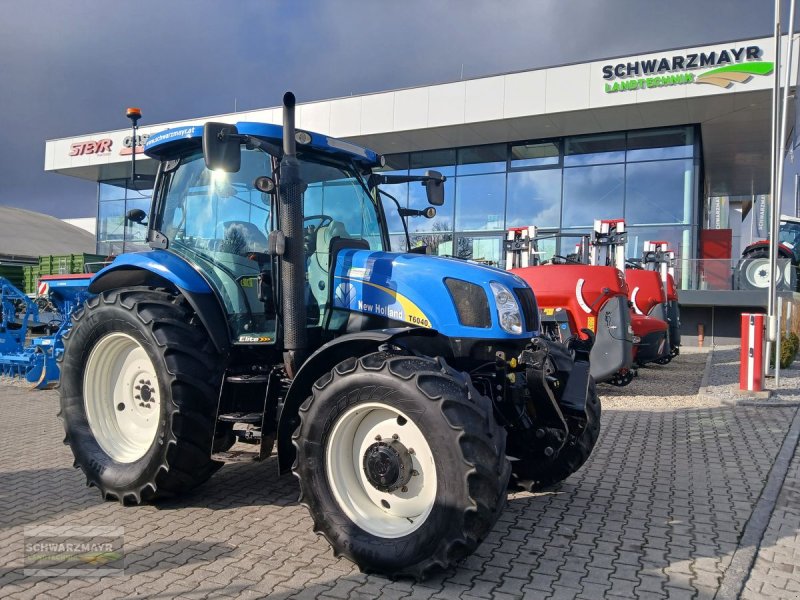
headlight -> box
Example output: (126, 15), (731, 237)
(632, 335), (642, 344)
(490, 282), (523, 334)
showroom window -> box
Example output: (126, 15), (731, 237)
(379, 125), (699, 280)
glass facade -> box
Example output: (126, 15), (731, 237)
(93, 125), (700, 288)
(381, 125), (700, 283)
(97, 179), (154, 255)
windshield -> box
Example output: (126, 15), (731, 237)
(779, 221), (800, 248)
(156, 145), (384, 343)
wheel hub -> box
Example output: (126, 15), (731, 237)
(363, 439), (413, 492)
(139, 384), (153, 403)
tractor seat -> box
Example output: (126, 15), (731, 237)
(308, 221), (369, 322)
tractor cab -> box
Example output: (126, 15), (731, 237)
(778, 216), (800, 257)
(143, 123), (387, 350)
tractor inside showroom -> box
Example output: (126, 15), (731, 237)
(59, 93), (599, 578)
(737, 215), (800, 291)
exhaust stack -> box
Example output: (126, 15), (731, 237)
(278, 92), (307, 377)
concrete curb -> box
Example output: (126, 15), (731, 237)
(698, 347), (714, 397)
(714, 402), (800, 599)
(699, 347), (800, 406)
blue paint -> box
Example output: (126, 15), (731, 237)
(144, 122), (381, 168)
(93, 250), (212, 294)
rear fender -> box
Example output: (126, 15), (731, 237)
(742, 241), (794, 260)
(88, 251), (230, 355)
(277, 327), (446, 473)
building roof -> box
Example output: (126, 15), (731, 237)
(0, 207), (96, 258)
(45, 35), (796, 197)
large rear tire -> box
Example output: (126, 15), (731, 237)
(738, 249), (780, 290)
(511, 378), (601, 491)
(292, 352), (510, 579)
(59, 287), (224, 503)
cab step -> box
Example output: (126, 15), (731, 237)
(218, 412), (262, 423)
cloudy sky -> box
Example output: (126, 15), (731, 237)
(0, 1), (786, 219)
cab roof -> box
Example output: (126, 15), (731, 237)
(143, 122), (382, 168)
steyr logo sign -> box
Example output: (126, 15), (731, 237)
(602, 45), (774, 93)
(69, 139), (113, 156)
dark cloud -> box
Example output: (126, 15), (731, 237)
(0, 0), (776, 218)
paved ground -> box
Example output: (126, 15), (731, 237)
(0, 350), (798, 599)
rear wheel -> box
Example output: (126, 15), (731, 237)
(59, 287), (223, 503)
(738, 249), (780, 290)
(293, 352), (510, 579)
(511, 378), (601, 491)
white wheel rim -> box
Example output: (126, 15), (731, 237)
(83, 332), (161, 463)
(746, 258), (773, 288)
(325, 402), (437, 538)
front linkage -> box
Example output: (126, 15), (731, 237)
(474, 331), (597, 490)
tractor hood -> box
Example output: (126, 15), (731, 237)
(330, 249), (538, 339)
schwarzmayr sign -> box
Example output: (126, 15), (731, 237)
(602, 45), (774, 93)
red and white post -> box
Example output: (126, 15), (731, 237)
(740, 313), (766, 392)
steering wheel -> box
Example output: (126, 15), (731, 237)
(303, 214), (334, 254)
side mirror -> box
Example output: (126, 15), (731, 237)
(203, 122), (241, 172)
(424, 170), (445, 206)
(126, 208), (147, 225)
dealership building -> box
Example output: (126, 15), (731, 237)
(45, 35), (800, 343)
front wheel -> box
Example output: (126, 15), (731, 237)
(293, 352), (510, 579)
(59, 288), (224, 504)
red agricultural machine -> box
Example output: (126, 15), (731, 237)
(626, 239), (681, 361)
(505, 225), (636, 386)
(584, 220), (672, 368)
(505, 219), (675, 384)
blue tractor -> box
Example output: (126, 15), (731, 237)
(60, 94), (599, 578)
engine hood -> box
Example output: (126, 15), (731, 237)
(330, 249), (537, 339)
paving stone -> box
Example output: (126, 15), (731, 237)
(2, 353), (798, 599)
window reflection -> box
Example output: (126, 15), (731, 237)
(510, 141), (560, 169)
(625, 159), (693, 225)
(627, 128), (693, 162)
(555, 232), (590, 260)
(410, 233), (453, 257)
(562, 164), (625, 227)
(409, 149), (456, 177)
(457, 144), (506, 175)
(455, 235), (503, 266)
(506, 170), (561, 228)
(455, 173), (506, 231)
(625, 226), (691, 261)
(564, 133), (625, 166)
